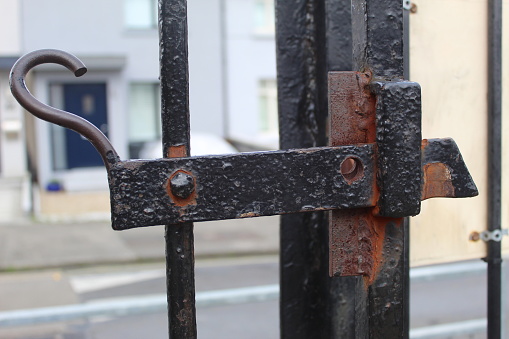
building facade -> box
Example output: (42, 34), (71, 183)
(0, 0), (277, 220)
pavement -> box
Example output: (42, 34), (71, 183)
(0, 216), (280, 271)
(0, 214), (280, 338)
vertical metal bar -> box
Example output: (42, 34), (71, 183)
(326, 0), (352, 72)
(325, 2), (367, 338)
(403, 6), (410, 80)
(159, 1), (197, 338)
(275, 0), (330, 337)
(487, 0), (503, 338)
(351, 0), (409, 338)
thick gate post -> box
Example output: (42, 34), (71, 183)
(275, 0), (360, 338)
(276, 0), (410, 338)
(275, 1), (330, 337)
(349, 1), (410, 337)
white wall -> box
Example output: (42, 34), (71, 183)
(19, 0), (226, 190)
(0, 0), (21, 55)
(21, 0), (225, 138)
(0, 72), (26, 177)
(225, 0), (277, 148)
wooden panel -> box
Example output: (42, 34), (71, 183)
(409, 0), (497, 266)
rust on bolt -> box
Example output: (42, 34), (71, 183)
(167, 169), (197, 208)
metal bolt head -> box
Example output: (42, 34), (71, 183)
(170, 171), (195, 199)
(469, 231), (480, 242)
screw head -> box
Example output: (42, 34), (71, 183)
(170, 171), (195, 199)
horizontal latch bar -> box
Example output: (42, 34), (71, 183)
(109, 144), (377, 229)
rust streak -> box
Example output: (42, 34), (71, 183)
(239, 212), (261, 218)
(328, 71), (400, 286)
(421, 162), (455, 200)
(167, 145), (188, 158)
(329, 72), (376, 146)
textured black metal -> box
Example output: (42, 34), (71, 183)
(324, 3), (368, 338)
(275, 0), (332, 337)
(109, 145), (376, 229)
(351, 1), (409, 338)
(159, 0), (197, 338)
(326, 0), (352, 72)
(169, 171), (195, 199)
(352, 0), (404, 79)
(487, 1), (503, 338)
(371, 81), (422, 217)
(421, 138), (478, 199)
(367, 219), (409, 338)
(9, 49), (120, 170)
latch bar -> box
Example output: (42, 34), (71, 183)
(110, 144), (377, 229)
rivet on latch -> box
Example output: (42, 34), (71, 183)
(470, 229), (508, 242)
(169, 171), (195, 199)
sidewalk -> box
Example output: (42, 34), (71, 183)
(0, 216), (279, 271)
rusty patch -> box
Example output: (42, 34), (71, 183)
(167, 145), (187, 158)
(329, 208), (402, 285)
(340, 156), (365, 184)
(329, 72), (376, 146)
(166, 169), (197, 208)
(239, 212), (261, 218)
(328, 71), (396, 284)
(421, 162), (455, 200)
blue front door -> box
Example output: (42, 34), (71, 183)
(63, 84), (108, 169)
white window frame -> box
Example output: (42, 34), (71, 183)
(124, 0), (158, 30)
(254, 0), (275, 36)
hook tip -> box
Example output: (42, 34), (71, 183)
(74, 67), (87, 77)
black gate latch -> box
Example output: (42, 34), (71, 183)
(10, 50), (478, 279)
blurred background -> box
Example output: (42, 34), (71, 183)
(0, 0), (507, 338)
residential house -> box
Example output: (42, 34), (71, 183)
(0, 0), (277, 220)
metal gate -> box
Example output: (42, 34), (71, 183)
(9, 0), (502, 338)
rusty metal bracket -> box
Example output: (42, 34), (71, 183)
(328, 71), (478, 279)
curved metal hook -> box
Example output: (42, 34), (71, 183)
(9, 49), (120, 170)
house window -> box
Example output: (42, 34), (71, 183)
(258, 79), (278, 135)
(128, 83), (161, 158)
(254, 0), (275, 35)
(125, 0), (157, 30)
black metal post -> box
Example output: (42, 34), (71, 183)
(351, 0), (410, 338)
(487, 0), (503, 338)
(159, 1), (197, 338)
(325, 1), (369, 338)
(275, 1), (331, 337)
(276, 0), (410, 337)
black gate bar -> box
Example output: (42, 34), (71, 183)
(487, 0), (503, 338)
(275, 0), (333, 337)
(159, 0), (197, 337)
